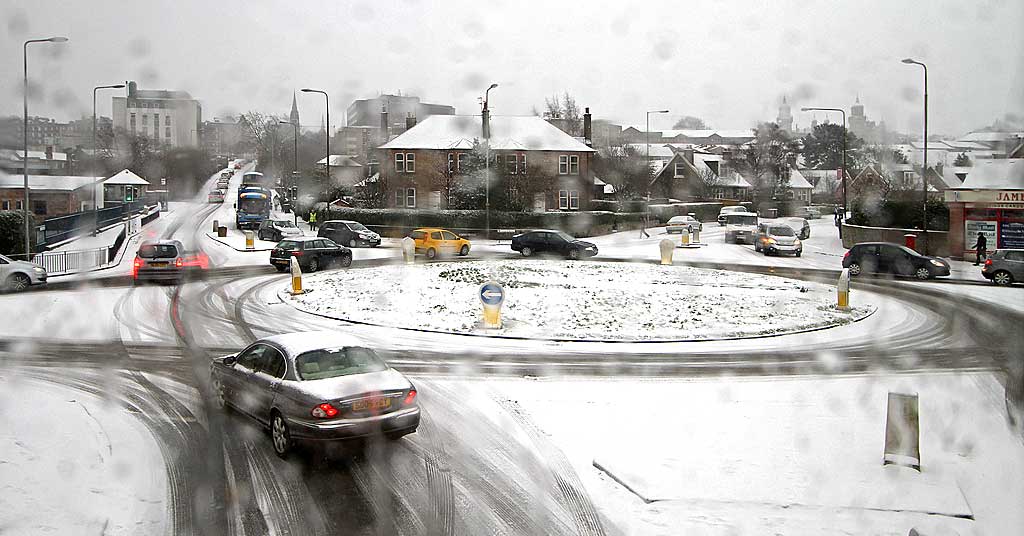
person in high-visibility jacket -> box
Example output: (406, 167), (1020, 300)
(307, 211), (318, 231)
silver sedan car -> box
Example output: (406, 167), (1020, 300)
(210, 331), (421, 458)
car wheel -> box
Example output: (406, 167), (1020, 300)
(993, 270), (1014, 286)
(426, 248), (436, 260)
(308, 257), (319, 273)
(848, 262), (862, 276)
(348, 239), (356, 248)
(754, 242), (761, 252)
(459, 244), (469, 256)
(915, 267), (932, 280)
(340, 254), (353, 268)
(271, 412), (292, 459)
(5, 273), (30, 292)
(795, 251), (802, 257)
(521, 246), (533, 257)
(567, 248), (581, 260)
(257, 231), (264, 240)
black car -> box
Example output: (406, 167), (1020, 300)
(257, 219), (303, 242)
(511, 230), (598, 260)
(842, 242), (950, 280)
(318, 220), (381, 248)
(270, 237), (352, 273)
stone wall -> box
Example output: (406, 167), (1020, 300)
(842, 223), (950, 257)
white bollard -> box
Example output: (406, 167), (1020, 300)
(837, 268), (851, 310)
(289, 256), (303, 295)
(401, 236), (415, 264)
(659, 239), (675, 265)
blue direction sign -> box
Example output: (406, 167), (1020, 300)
(479, 281), (505, 307)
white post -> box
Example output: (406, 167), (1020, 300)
(289, 256), (303, 295)
(401, 236), (415, 265)
(659, 239), (675, 265)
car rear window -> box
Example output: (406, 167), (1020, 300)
(294, 346), (388, 380)
(277, 240), (300, 250)
(138, 244), (178, 258)
(410, 230), (426, 240)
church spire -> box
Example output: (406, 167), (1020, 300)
(289, 91), (300, 126)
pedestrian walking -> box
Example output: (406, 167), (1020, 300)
(834, 207), (843, 239)
(308, 210), (318, 231)
(972, 232), (988, 265)
(639, 215), (650, 239)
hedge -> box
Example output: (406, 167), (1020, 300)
(317, 208), (648, 238)
(0, 210), (36, 258)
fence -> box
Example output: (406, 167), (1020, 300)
(32, 247), (109, 275)
(38, 201), (154, 249)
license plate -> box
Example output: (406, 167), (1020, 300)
(352, 398), (391, 411)
(148, 262), (168, 267)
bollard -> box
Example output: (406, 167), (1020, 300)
(883, 392), (921, 471)
(837, 268), (851, 310)
(479, 281), (505, 329)
(289, 256), (303, 295)
(218, 226), (227, 238)
(401, 236), (416, 265)
(212, 220), (219, 233)
(681, 229), (690, 246)
(692, 227), (701, 244)
(244, 230), (255, 250)
(659, 239), (675, 265)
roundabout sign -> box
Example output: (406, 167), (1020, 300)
(479, 280), (505, 328)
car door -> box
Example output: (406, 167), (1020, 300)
(1006, 251), (1024, 279)
(441, 231), (459, 253)
(856, 245), (880, 274)
(878, 245), (906, 275)
(547, 233), (568, 255)
(247, 345), (287, 426)
(320, 239), (343, 263)
(430, 231), (444, 253)
(223, 344), (268, 416)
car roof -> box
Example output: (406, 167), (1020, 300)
(323, 220), (359, 224)
(260, 330), (369, 358)
(413, 227), (449, 232)
(280, 236), (319, 242)
(140, 239), (183, 247)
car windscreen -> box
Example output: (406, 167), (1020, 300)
(347, 222), (369, 231)
(274, 221), (296, 228)
(277, 240), (300, 250)
(238, 198), (267, 212)
(295, 346), (388, 380)
(138, 244), (178, 258)
(554, 231), (575, 241)
(727, 215), (757, 225)
(770, 226), (795, 236)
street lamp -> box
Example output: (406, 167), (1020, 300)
(22, 36), (68, 258)
(645, 110), (669, 233)
(483, 83), (498, 240)
(902, 58), (929, 254)
(279, 120), (299, 225)
(801, 106), (847, 224)
(92, 83), (125, 233)
(300, 88), (329, 182)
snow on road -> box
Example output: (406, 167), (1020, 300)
(473, 371), (1023, 535)
(283, 259), (873, 341)
(0, 373), (167, 535)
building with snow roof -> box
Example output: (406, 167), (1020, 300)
(379, 115), (596, 211)
(944, 159), (1024, 258)
(112, 81), (202, 148)
(316, 155), (364, 187)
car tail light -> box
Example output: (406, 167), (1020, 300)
(843, 251), (850, 262)
(132, 257), (141, 278)
(403, 388), (417, 406)
(984, 259), (992, 266)
(311, 403), (339, 418)
(175, 258), (184, 268)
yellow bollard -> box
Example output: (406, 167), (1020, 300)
(659, 239), (675, 265)
(290, 256), (304, 295)
(482, 305), (501, 328)
(681, 230), (690, 246)
(837, 268), (850, 310)
(244, 230), (255, 250)
(479, 281), (505, 329)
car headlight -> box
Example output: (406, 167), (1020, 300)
(929, 259), (944, 267)
(793, 239), (801, 246)
(765, 238), (776, 244)
(33, 266), (45, 273)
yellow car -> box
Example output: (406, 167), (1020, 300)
(410, 228), (471, 259)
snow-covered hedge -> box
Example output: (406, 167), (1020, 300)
(317, 208), (647, 237)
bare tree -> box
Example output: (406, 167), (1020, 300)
(693, 166), (722, 200)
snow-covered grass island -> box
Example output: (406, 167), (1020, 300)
(281, 260), (874, 341)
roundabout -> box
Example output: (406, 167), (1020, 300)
(280, 259), (876, 342)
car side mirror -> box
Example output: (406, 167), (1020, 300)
(223, 355), (237, 366)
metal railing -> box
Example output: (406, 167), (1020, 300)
(32, 247), (109, 275)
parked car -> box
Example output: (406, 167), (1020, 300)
(210, 331), (420, 458)
(718, 206), (749, 226)
(842, 242), (950, 280)
(409, 228), (470, 259)
(0, 253), (47, 292)
(774, 217), (811, 239)
(318, 220), (381, 248)
(982, 249), (1024, 286)
(270, 237), (352, 273)
(666, 215), (702, 234)
(795, 206), (822, 219)
(755, 223), (803, 256)
(208, 190), (225, 203)
(258, 219), (302, 242)
(724, 212), (759, 244)
(132, 239), (209, 283)
(511, 230), (599, 259)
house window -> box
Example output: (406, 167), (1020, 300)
(395, 153), (405, 172)
(405, 153), (415, 173)
(447, 153), (454, 173)
(558, 190), (580, 210)
(570, 191), (579, 210)
(559, 155), (569, 175)
(406, 188), (416, 208)
(569, 155), (579, 175)
(395, 189), (403, 206)
(15, 200), (24, 210)
(519, 154), (527, 175)
(457, 153), (465, 172)
(903, 171), (914, 183)
(674, 162), (686, 177)
(165, 115), (170, 126)
(496, 154), (503, 170)
(130, 113), (136, 134)
(142, 115), (148, 126)
(1, 200), (9, 210)
(165, 127), (172, 139)
(559, 190), (568, 209)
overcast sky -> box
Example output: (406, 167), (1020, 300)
(3, 0), (1022, 138)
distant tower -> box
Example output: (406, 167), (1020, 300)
(777, 96), (793, 133)
(319, 115), (326, 134)
(289, 91), (300, 126)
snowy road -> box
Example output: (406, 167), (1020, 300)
(2, 178), (1022, 535)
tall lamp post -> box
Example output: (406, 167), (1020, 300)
(645, 110), (669, 234)
(92, 83), (125, 233)
(23, 36), (68, 258)
(902, 58), (929, 254)
(800, 106), (847, 220)
(279, 120), (299, 225)
(483, 83), (498, 240)
(300, 88), (329, 182)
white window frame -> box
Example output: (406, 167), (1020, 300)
(569, 190), (580, 210)
(507, 154), (518, 175)
(406, 188), (416, 208)
(456, 153), (465, 172)
(447, 153), (454, 174)
(519, 154), (527, 175)
(405, 153), (415, 173)
(674, 162), (686, 177)
(569, 155), (579, 175)
(395, 153), (405, 173)
(559, 155), (569, 175)
(1, 200), (9, 210)
(395, 189), (403, 206)
(558, 190), (569, 209)
(16, 200), (24, 210)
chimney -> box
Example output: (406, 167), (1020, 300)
(583, 107), (592, 147)
(683, 147), (694, 164)
(380, 105), (389, 143)
(45, 146), (53, 160)
(127, 81), (137, 97)
(406, 112), (417, 130)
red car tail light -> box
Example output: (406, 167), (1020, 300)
(291, 251), (303, 256)
(175, 258), (184, 268)
(311, 402), (339, 418)
(842, 250), (850, 262)
(132, 257), (142, 278)
(984, 259), (992, 266)
(403, 388), (417, 406)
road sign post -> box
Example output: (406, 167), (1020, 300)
(289, 256), (304, 295)
(478, 280), (505, 329)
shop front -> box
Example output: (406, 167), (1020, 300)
(946, 190), (1024, 258)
